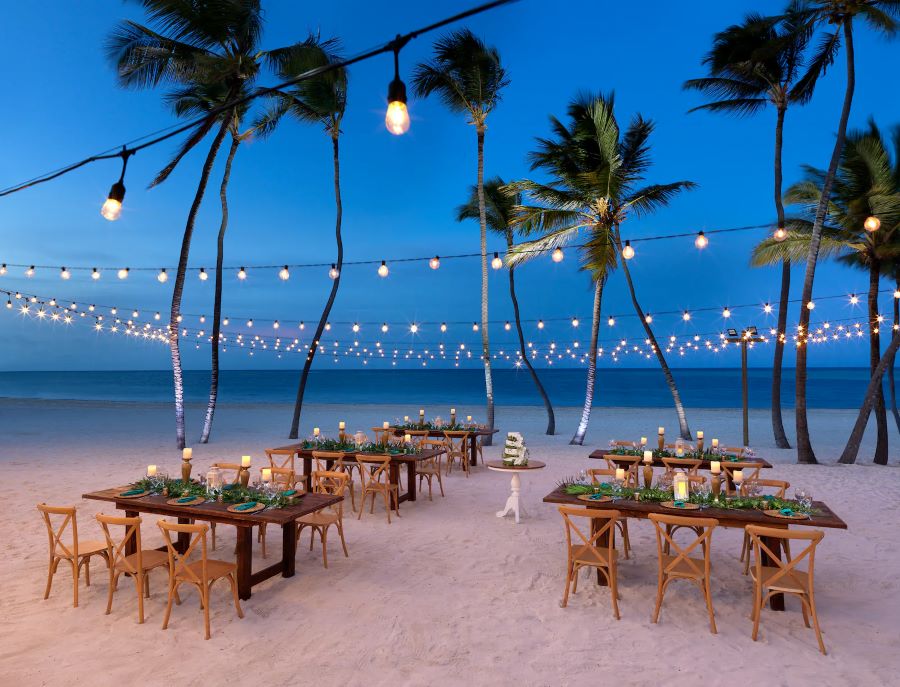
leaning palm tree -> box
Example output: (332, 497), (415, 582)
(413, 29), (509, 445)
(107, 0), (273, 448)
(254, 36), (346, 440)
(753, 120), (900, 464)
(787, 0), (899, 464)
(884, 255), (900, 433)
(508, 92), (696, 444)
(684, 2), (817, 449)
(457, 178), (556, 434)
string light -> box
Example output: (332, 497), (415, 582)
(608, 316), (615, 326)
(440, 322), (447, 332)
(849, 294), (859, 305)
(25, 266), (34, 277)
(60, 267), (71, 280)
(381, 323), (389, 333)
(278, 265), (290, 281)
(89, 268), (100, 281)
(198, 268), (208, 281)
(551, 247), (564, 262)
(491, 252), (503, 270)
(238, 267), (247, 281)
(807, 301), (815, 310)
(682, 311), (691, 321)
(537, 320), (545, 329)
(694, 231), (708, 249)
(0, 264), (6, 275)
(329, 264), (340, 280)
(352, 322), (360, 333)
(893, 289), (900, 299)
(410, 323), (419, 333)
(644, 313), (653, 324)
(864, 216), (880, 232)
(571, 317), (579, 327)
(429, 255), (441, 270)
(773, 226), (787, 242)
(622, 241), (634, 260)
(117, 268), (129, 280)
(472, 322), (479, 332)
(100, 148), (133, 221)
(385, 41), (410, 135)
(722, 307), (731, 318)
(273, 320), (280, 329)
(378, 261), (389, 278)
(504, 321), (511, 331)
(763, 303), (773, 314)
(155, 268), (167, 283)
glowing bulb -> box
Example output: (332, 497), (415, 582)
(154, 312), (160, 320)
(806, 301), (815, 310)
(156, 268), (168, 283)
(849, 294), (859, 305)
(723, 307), (731, 318)
(223, 318), (230, 326)
(60, 267), (71, 280)
(329, 264), (339, 280)
(110, 307), (117, 315)
(0, 263), (6, 275)
(100, 186), (124, 221)
(608, 316), (615, 326)
(551, 247), (564, 262)
(91, 268), (101, 281)
(763, 303), (773, 314)
(440, 322), (447, 333)
(429, 255), (441, 270)
(88, 304), (94, 311)
(382, 323), (389, 333)
(491, 252), (503, 270)
(504, 321), (511, 331)
(537, 320), (545, 329)
(352, 323), (360, 333)
(410, 323), (419, 333)
(237, 267), (247, 280)
(571, 317), (579, 327)
(385, 100), (410, 135)
(5, 300), (10, 309)
(273, 320), (280, 329)
(378, 261), (389, 278)
(472, 322), (479, 332)
(247, 319), (253, 328)
(622, 241), (634, 260)
(894, 289), (900, 299)
(25, 266), (34, 277)
(773, 226), (788, 242)
(117, 268), (129, 280)
(324, 322), (331, 331)
(682, 311), (691, 321)
(864, 215), (880, 232)
(694, 231), (708, 249)
(278, 265), (290, 281)
(645, 313), (653, 324)
(70, 302), (77, 310)
(199, 268), (208, 281)
(132, 310), (139, 318)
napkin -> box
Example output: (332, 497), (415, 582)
(674, 500), (686, 507)
(282, 490), (297, 497)
(176, 496), (196, 503)
(234, 502), (258, 511)
(779, 508), (795, 516)
(121, 489), (144, 496)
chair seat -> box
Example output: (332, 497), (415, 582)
(116, 549), (169, 573)
(297, 511), (340, 527)
(418, 466), (440, 477)
(178, 559), (236, 583)
(660, 553), (707, 579)
(56, 539), (107, 558)
(750, 565), (810, 594)
(570, 545), (618, 567)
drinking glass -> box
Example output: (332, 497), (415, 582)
(692, 481), (711, 508)
(794, 489), (812, 509)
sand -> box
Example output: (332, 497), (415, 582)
(1, 398), (898, 687)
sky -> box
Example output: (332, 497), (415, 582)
(1, 0), (898, 372)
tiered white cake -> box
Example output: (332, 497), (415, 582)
(502, 432), (529, 466)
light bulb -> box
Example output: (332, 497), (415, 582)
(504, 321), (511, 331)
(382, 323), (389, 333)
(329, 264), (339, 280)
(199, 315), (206, 324)
(26, 265), (34, 277)
(378, 261), (389, 278)
(410, 323), (419, 333)
(491, 252), (503, 270)
(773, 226), (788, 242)
(723, 307), (731, 318)
(132, 310), (139, 318)
(440, 322), (447, 333)
(429, 255), (441, 270)
(763, 303), (773, 314)
(472, 322), (479, 332)
(199, 268), (208, 281)
(156, 268), (168, 283)
(278, 265), (290, 281)
(385, 100), (410, 135)
(864, 215), (880, 232)
(571, 317), (579, 327)
(694, 231), (708, 249)
(91, 268), (101, 280)
(154, 312), (160, 320)
(551, 247), (564, 262)
(806, 301), (815, 310)
(324, 322), (331, 331)
(111, 307), (117, 315)
(88, 304), (94, 311)
(352, 323), (360, 333)
(237, 267), (247, 280)
(5, 300), (10, 309)
(273, 320), (280, 329)
(608, 316), (615, 326)
(0, 264), (6, 275)
(682, 311), (691, 321)
(645, 313), (653, 324)
(117, 268), (129, 280)
(100, 183), (125, 221)
(70, 302), (77, 310)
(894, 289), (900, 299)
(849, 294), (859, 305)
(247, 319), (253, 327)
(622, 241), (634, 260)
(60, 267), (71, 280)
(223, 318), (229, 326)
(537, 320), (545, 329)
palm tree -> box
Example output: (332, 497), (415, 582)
(684, 2), (817, 449)
(886, 257), (900, 433)
(254, 37), (347, 440)
(787, 0), (899, 464)
(107, 0), (272, 448)
(753, 120), (900, 463)
(457, 178), (556, 434)
(413, 29), (509, 445)
(507, 93), (696, 444)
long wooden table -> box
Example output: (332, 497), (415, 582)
(270, 446), (444, 503)
(542, 485), (847, 611)
(389, 427), (499, 466)
(589, 450), (773, 470)
(83, 487), (341, 600)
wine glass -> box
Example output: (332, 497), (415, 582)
(692, 480), (711, 509)
(794, 488), (812, 509)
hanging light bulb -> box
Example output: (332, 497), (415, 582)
(132, 310), (139, 318)
(223, 317), (230, 326)
(154, 268), (167, 283)
(773, 226), (788, 242)
(117, 267), (129, 280)
(352, 323), (360, 333)
(551, 247), (564, 262)
(378, 261), (389, 278)
(110, 307), (117, 315)
(382, 323), (389, 333)
(273, 320), (280, 329)
(247, 319), (254, 327)
(894, 289), (900, 299)
(60, 267), (71, 280)
(491, 252), (503, 270)
(645, 313), (653, 324)
(763, 303), (773, 314)
(682, 311), (691, 321)
(864, 215), (880, 232)
(429, 255), (441, 270)
(849, 293), (859, 305)
(324, 322), (332, 331)
(622, 241), (635, 260)
(694, 231), (708, 249)
(100, 147), (132, 221)
(89, 268), (101, 281)
(0, 264), (6, 275)
(722, 307), (731, 318)
(278, 265), (290, 281)
(69, 302), (77, 310)
(410, 323), (419, 333)
(5, 299), (10, 309)
(537, 320), (545, 329)
(571, 317), (579, 327)
(504, 321), (511, 331)
(237, 267), (247, 281)
(608, 316), (615, 327)
(25, 265), (35, 278)
(199, 315), (206, 324)
(472, 322), (479, 332)
(440, 322), (447, 333)
(154, 312), (160, 321)
(329, 264), (340, 280)
(385, 43), (410, 135)
(88, 304), (95, 311)
(199, 268), (208, 281)
(806, 300), (815, 310)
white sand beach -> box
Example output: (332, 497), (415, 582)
(1, 399), (898, 686)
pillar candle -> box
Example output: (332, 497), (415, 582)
(696, 431), (704, 440)
(643, 450), (653, 464)
(711, 438), (719, 449)
(733, 469), (744, 483)
(313, 427), (320, 437)
(640, 436), (647, 446)
(404, 433), (412, 444)
(147, 464), (157, 477)
(182, 447), (192, 460)
(467, 415), (473, 423)
(658, 426), (665, 435)
(710, 460), (721, 474)
(403, 415), (409, 423)
(241, 456), (251, 468)
(615, 468), (626, 482)
(261, 468), (272, 483)
(383, 421), (390, 429)
(338, 421), (346, 431)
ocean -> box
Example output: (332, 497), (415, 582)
(0, 368), (884, 409)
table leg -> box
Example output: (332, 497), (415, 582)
(281, 522), (296, 578)
(407, 462), (417, 502)
(496, 472), (522, 524)
(235, 526), (252, 600)
(303, 457), (312, 491)
(176, 517), (191, 554)
(760, 534), (785, 611)
(124, 510), (138, 555)
(591, 517), (611, 586)
(469, 436), (478, 466)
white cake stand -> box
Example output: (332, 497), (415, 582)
(486, 459), (546, 524)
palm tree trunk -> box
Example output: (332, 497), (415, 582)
(839, 329), (900, 464)
(200, 132), (240, 444)
(771, 103), (791, 448)
(795, 19), (855, 465)
(868, 258), (888, 464)
(571, 278), (604, 445)
(476, 127), (495, 445)
(506, 232), (555, 434)
(617, 242), (692, 440)
(289, 133), (343, 439)
(890, 270), (900, 434)
(169, 117), (231, 449)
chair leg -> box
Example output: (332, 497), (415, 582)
(229, 573), (244, 619)
(619, 522), (631, 560)
(807, 592), (827, 655)
(136, 573), (146, 624)
(610, 565), (621, 620)
(383, 490), (391, 524)
(105, 568), (116, 615)
(211, 522), (217, 551)
(162, 578), (176, 630)
(337, 520), (349, 558)
(83, 556), (91, 587)
(704, 579), (717, 634)
(561, 562), (574, 608)
(751, 586), (764, 641)
(44, 556), (58, 600)
(260, 523), (267, 559)
(741, 533), (751, 575)
(437, 470), (445, 497)
(71, 560), (80, 608)
(321, 526), (329, 569)
(144, 573), (151, 598)
(202, 585), (211, 640)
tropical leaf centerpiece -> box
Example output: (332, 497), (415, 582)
(300, 437), (359, 452)
(131, 476), (297, 508)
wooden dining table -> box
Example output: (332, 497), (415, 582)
(83, 487), (341, 600)
(589, 449), (773, 471)
(388, 426), (499, 466)
(542, 485), (847, 611)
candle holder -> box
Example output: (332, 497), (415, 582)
(711, 474), (720, 503)
(181, 454), (192, 483)
(657, 435), (665, 452)
(643, 464), (654, 489)
(697, 438), (704, 454)
(239, 465), (250, 489)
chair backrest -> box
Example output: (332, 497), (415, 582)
(211, 462), (242, 485)
(442, 431), (470, 454)
(649, 513), (718, 579)
(745, 525), (823, 589)
(687, 474), (707, 485)
(661, 457), (702, 476)
(610, 440), (636, 448)
(603, 455), (640, 486)
(312, 450), (346, 473)
(96, 512), (143, 575)
(664, 442), (697, 452)
(587, 467), (616, 484)
(740, 478), (789, 498)
(558, 506), (621, 568)
(371, 428), (392, 444)
(355, 455), (391, 489)
(720, 446), (745, 457)
(311, 470), (349, 516)
(37, 503), (79, 558)
(265, 448), (297, 471)
(157, 519), (209, 586)
(406, 430), (431, 447)
(266, 466), (296, 490)
(721, 462), (762, 493)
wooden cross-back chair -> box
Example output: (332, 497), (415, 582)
(721, 462), (762, 495)
(739, 480), (791, 573)
(37, 503), (109, 608)
(312, 450), (356, 512)
(720, 446), (745, 457)
(649, 513), (719, 634)
(257, 466), (298, 559)
(355, 455), (400, 523)
(208, 463), (243, 552)
(610, 440), (637, 448)
(664, 442), (696, 452)
(746, 525), (827, 654)
(602, 455), (640, 487)
(157, 520), (243, 641)
(371, 427), (392, 444)
(418, 439), (447, 500)
(557, 506), (622, 619)
(95, 513), (168, 624)
(585, 469), (632, 559)
(660, 457), (702, 477)
(405, 429), (431, 447)
(443, 431), (471, 477)
(296, 471), (350, 568)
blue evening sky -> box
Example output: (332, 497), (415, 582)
(0, 0), (897, 371)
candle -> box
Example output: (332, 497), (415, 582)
(467, 415), (473, 423)
(147, 464), (157, 477)
(733, 469), (744, 483)
(643, 450), (653, 464)
(383, 421), (390, 429)
(404, 433), (412, 444)
(710, 460), (721, 474)
(696, 431), (704, 439)
(403, 415), (409, 423)
(658, 426), (665, 435)
(675, 446), (684, 458)
(450, 408), (456, 414)
(615, 468), (626, 482)
(261, 468), (272, 483)
(640, 436), (647, 446)
(711, 438), (719, 449)
(182, 447), (192, 460)
(313, 427), (320, 437)
(673, 473), (689, 501)
(338, 421), (346, 431)
(241, 455), (251, 468)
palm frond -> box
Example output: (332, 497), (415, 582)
(790, 29), (840, 104)
(625, 181), (697, 217)
(750, 222), (847, 266)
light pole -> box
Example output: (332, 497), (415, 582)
(724, 326), (765, 446)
